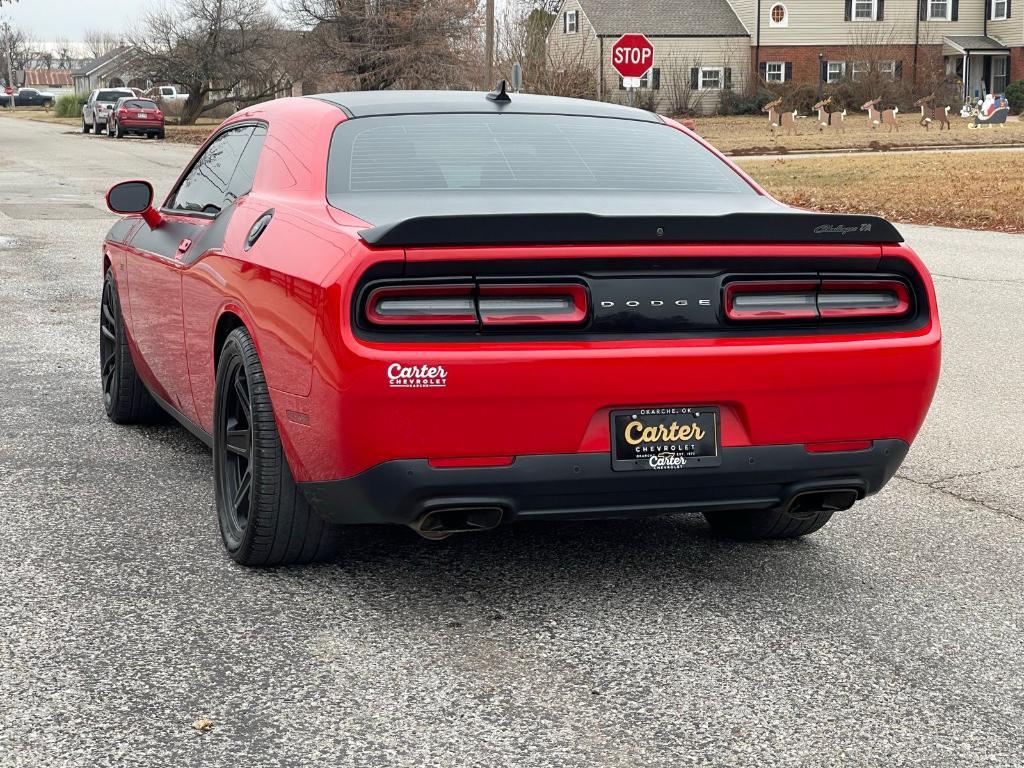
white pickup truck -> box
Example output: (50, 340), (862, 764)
(146, 85), (189, 103)
(82, 88), (136, 134)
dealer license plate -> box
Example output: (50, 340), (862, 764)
(610, 406), (721, 471)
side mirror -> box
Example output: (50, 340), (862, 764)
(106, 180), (163, 229)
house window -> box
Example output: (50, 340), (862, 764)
(853, 0), (876, 20)
(699, 67), (723, 90)
(769, 3), (788, 26)
(993, 57), (1009, 93)
(928, 0), (950, 19)
(827, 61), (846, 82)
(765, 62), (785, 82)
(992, 0), (1008, 19)
(878, 60), (897, 79)
(851, 61), (868, 81)
(564, 10), (578, 33)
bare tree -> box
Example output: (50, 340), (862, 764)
(129, 0), (296, 125)
(1, 21), (33, 76)
(496, 0), (593, 98)
(83, 29), (123, 59)
(662, 56), (701, 116)
(288, 0), (483, 92)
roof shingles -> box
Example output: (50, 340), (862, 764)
(576, 0), (749, 37)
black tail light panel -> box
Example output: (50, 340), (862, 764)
(352, 257), (929, 341)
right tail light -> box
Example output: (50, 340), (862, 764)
(724, 278), (911, 322)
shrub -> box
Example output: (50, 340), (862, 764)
(55, 93), (87, 118)
(1006, 80), (1024, 113)
(719, 88), (773, 116)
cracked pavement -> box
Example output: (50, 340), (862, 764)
(1, 116), (1023, 767)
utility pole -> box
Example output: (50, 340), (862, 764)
(2, 20), (16, 109)
(484, 0), (494, 87)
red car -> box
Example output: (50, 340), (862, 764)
(101, 89), (940, 566)
(107, 97), (165, 140)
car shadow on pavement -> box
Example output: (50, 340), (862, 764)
(291, 516), (852, 612)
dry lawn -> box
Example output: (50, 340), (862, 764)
(738, 150), (1024, 233)
(697, 114), (1024, 155)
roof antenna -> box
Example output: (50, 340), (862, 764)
(487, 80), (512, 104)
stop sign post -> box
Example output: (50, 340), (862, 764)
(611, 34), (654, 104)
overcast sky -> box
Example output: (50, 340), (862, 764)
(1, 0), (160, 40)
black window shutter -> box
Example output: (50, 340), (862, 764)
(652, 68), (661, 90)
(820, 59), (829, 82)
(877, 0), (885, 19)
(985, 0), (991, 18)
(563, 12), (568, 32)
(952, 0), (959, 20)
(844, 0), (852, 20)
(785, 62), (793, 81)
(759, 62), (768, 79)
(895, 60), (903, 79)
(690, 67), (699, 89)
(919, 0), (927, 20)
(618, 76), (625, 91)
(724, 67), (733, 90)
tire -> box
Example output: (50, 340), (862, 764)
(156, 130), (165, 140)
(213, 327), (340, 566)
(703, 507), (834, 540)
(82, 118), (90, 134)
(100, 269), (165, 424)
(115, 121), (123, 139)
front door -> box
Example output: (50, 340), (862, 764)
(124, 125), (256, 422)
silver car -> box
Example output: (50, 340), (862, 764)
(82, 88), (136, 135)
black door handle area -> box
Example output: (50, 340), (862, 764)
(244, 210), (274, 251)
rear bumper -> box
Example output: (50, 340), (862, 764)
(299, 439), (909, 526)
(120, 120), (163, 130)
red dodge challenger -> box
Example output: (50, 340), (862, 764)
(100, 89), (941, 566)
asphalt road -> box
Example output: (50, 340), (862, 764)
(1, 115), (1023, 768)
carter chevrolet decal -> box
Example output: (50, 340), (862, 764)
(388, 363), (447, 389)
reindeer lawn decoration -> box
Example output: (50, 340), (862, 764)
(763, 97), (798, 137)
(915, 92), (951, 131)
(861, 98), (899, 132)
(813, 98), (847, 132)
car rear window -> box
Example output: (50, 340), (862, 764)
(98, 90), (133, 102)
(123, 100), (157, 110)
(327, 114), (753, 201)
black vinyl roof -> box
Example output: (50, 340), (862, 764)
(310, 90), (661, 122)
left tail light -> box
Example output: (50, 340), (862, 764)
(364, 283), (589, 329)
(724, 278), (912, 322)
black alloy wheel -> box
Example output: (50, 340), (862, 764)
(99, 269), (164, 423)
(99, 276), (118, 412)
(216, 352), (255, 550)
(213, 327), (340, 566)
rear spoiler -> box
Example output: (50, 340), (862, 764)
(359, 212), (903, 248)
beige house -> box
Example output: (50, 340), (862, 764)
(548, 0), (1022, 112)
(547, 0), (752, 114)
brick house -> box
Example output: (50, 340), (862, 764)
(548, 0), (1022, 111)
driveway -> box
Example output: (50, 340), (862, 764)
(1, 115), (1022, 767)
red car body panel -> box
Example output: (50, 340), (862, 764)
(102, 95), (941, 523)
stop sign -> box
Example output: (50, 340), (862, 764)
(611, 34), (655, 79)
